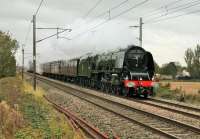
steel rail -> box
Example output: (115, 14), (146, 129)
(97, 93), (200, 120)
(129, 98), (200, 119)
(43, 95), (109, 139)
(83, 90), (200, 120)
(34, 74), (200, 139)
(150, 98), (200, 113)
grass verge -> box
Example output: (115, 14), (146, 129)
(0, 76), (80, 139)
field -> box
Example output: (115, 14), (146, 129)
(156, 81), (200, 105)
(160, 81), (200, 95)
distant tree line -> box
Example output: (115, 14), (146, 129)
(155, 62), (182, 79)
(0, 31), (18, 78)
(185, 44), (200, 79)
(160, 62), (179, 78)
(154, 44), (200, 79)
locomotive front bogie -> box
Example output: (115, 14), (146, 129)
(123, 80), (153, 97)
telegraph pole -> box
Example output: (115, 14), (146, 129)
(22, 47), (24, 80)
(33, 15), (36, 91)
(139, 17), (143, 48)
(129, 17), (143, 47)
(31, 16), (71, 91)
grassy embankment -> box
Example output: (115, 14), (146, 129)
(0, 76), (82, 139)
(154, 82), (200, 105)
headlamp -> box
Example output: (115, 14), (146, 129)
(127, 82), (135, 87)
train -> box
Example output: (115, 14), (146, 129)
(40, 45), (156, 98)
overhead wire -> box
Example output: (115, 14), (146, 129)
(83, 0), (103, 19)
(37, 29), (72, 43)
(68, 0), (130, 36)
(164, 0), (199, 11)
(58, 0), (104, 39)
(145, 9), (200, 24)
(145, 0), (200, 23)
(22, 0), (45, 49)
(94, 0), (129, 19)
(70, 20), (107, 39)
(23, 0), (199, 47)
(22, 0), (45, 66)
(24, 22), (32, 47)
(69, 0), (149, 39)
(111, 0), (149, 19)
(32, 0), (72, 43)
(35, 0), (45, 16)
(143, 0), (185, 18)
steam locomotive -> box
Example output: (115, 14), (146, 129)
(41, 45), (155, 98)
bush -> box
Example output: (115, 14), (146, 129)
(164, 82), (171, 88)
(178, 92), (185, 102)
(0, 101), (24, 139)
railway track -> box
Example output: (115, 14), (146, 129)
(30, 74), (200, 139)
(94, 91), (200, 120)
(140, 98), (200, 119)
(150, 97), (200, 111)
(43, 95), (110, 139)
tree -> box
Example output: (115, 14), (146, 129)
(0, 31), (19, 78)
(193, 45), (200, 78)
(160, 62), (177, 78)
(154, 61), (160, 73)
(184, 44), (200, 78)
(184, 48), (194, 76)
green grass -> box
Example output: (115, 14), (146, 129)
(18, 94), (52, 138)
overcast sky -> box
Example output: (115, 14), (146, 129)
(1, 0), (200, 68)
